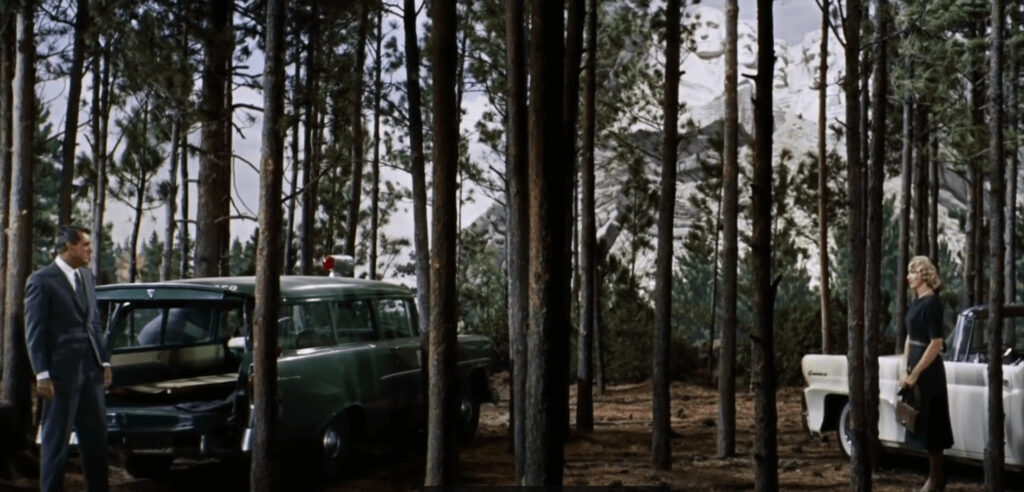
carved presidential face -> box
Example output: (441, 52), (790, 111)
(773, 39), (791, 88)
(800, 30), (838, 89)
(737, 21), (757, 69)
(684, 6), (725, 59)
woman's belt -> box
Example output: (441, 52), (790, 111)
(907, 339), (928, 347)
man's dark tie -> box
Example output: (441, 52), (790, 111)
(74, 269), (88, 308)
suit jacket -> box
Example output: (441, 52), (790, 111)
(25, 262), (108, 379)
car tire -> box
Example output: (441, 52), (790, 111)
(124, 454), (173, 479)
(837, 401), (853, 458)
(457, 393), (480, 445)
(321, 417), (351, 481)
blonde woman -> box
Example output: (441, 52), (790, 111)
(900, 256), (953, 491)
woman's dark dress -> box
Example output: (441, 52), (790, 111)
(905, 294), (954, 451)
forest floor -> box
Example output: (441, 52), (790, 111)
(3, 371), (1016, 491)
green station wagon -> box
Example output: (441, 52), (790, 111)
(97, 276), (497, 478)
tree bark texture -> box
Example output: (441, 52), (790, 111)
(404, 0), (430, 336)
(897, 95), (912, 353)
(718, 0), (738, 459)
(968, 46), (986, 306)
(524, 0), (567, 485)
(425, 0), (459, 485)
(652, 0), (679, 472)
(369, 6), (383, 279)
(299, 4), (319, 275)
(91, 43), (110, 280)
(283, 41), (301, 275)
(195, 0), (233, 278)
(576, 0), (597, 436)
(817, 0), (832, 356)
(58, 0), (89, 227)
(250, 1), (287, 489)
(563, 0), (584, 440)
(928, 135), (938, 263)
(1006, 3), (1020, 307)
(0, 5), (14, 363)
(843, 0), (870, 489)
(752, 2), (777, 490)
(865, 0), (888, 469)
(504, 0), (529, 478)
(178, 120), (189, 278)
(986, 1), (1006, 487)
(912, 102), (928, 257)
(2, 0), (35, 449)
(344, 1), (370, 258)
(162, 117), (180, 281)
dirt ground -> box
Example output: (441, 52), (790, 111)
(2, 371), (1016, 491)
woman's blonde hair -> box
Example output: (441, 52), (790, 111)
(908, 255), (943, 291)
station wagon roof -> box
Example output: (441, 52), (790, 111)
(97, 276), (413, 301)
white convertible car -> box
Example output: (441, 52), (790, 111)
(802, 304), (1024, 468)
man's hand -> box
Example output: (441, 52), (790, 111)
(104, 366), (112, 388)
(37, 378), (55, 400)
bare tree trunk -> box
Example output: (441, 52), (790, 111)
(283, 41), (301, 275)
(652, 0), (679, 471)
(178, 123), (189, 278)
(1006, 3), (1020, 307)
(504, 0), (529, 479)
(162, 116), (180, 281)
(91, 43), (111, 280)
(524, 0), (567, 485)
(752, 2), (777, 490)
(0, 4), (14, 366)
(251, 0), (286, 488)
(195, 0), (233, 278)
(928, 135), (938, 262)
(843, 0), (869, 489)
(58, 0), (89, 226)
(2, 0), (35, 452)
(986, 1), (1006, 487)
(865, 0), (888, 469)
(299, 5), (319, 275)
(344, 2), (370, 258)
(897, 93), (912, 352)
(404, 0), (430, 337)
(575, 0), (597, 436)
(369, 6), (383, 280)
(425, 0), (459, 485)
(912, 103), (928, 257)
(817, 0), (832, 356)
(562, 0), (583, 442)
(968, 37), (986, 306)
(718, 0), (738, 459)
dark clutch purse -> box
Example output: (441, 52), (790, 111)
(896, 387), (919, 433)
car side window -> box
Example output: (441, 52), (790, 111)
(281, 302), (335, 350)
(375, 299), (415, 340)
(334, 300), (374, 343)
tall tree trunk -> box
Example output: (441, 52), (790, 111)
(425, 0), (459, 485)
(652, 0), (679, 471)
(897, 93), (912, 352)
(563, 0), (583, 442)
(344, 2), (370, 258)
(58, 0), (89, 226)
(283, 41), (301, 275)
(865, 0), (888, 469)
(195, 0), (233, 278)
(524, 0), (567, 485)
(752, 1), (778, 490)
(504, 0), (529, 479)
(986, 1), (1006, 487)
(251, 0), (286, 488)
(928, 135), (938, 262)
(575, 0), (597, 436)
(369, 6), (383, 279)
(2, 0), (35, 452)
(817, 0), (832, 355)
(178, 121), (189, 278)
(1005, 3), (1020, 307)
(718, 0), (738, 459)
(968, 35), (986, 306)
(404, 0), (430, 338)
(912, 102), (928, 256)
(0, 2), (14, 366)
(299, 4), (319, 275)
(90, 42), (110, 280)
(843, 0), (869, 489)
(162, 117), (181, 281)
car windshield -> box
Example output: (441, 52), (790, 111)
(947, 312), (1024, 363)
(105, 301), (247, 351)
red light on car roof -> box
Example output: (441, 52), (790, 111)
(323, 256), (335, 270)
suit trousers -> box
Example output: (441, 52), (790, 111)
(40, 354), (108, 492)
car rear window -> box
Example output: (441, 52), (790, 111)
(106, 301), (244, 351)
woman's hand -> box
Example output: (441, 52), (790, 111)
(900, 373), (918, 389)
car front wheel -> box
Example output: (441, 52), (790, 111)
(321, 417), (351, 480)
(837, 401), (853, 458)
(457, 393), (480, 444)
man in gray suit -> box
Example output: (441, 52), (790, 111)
(25, 225), (111, 492)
